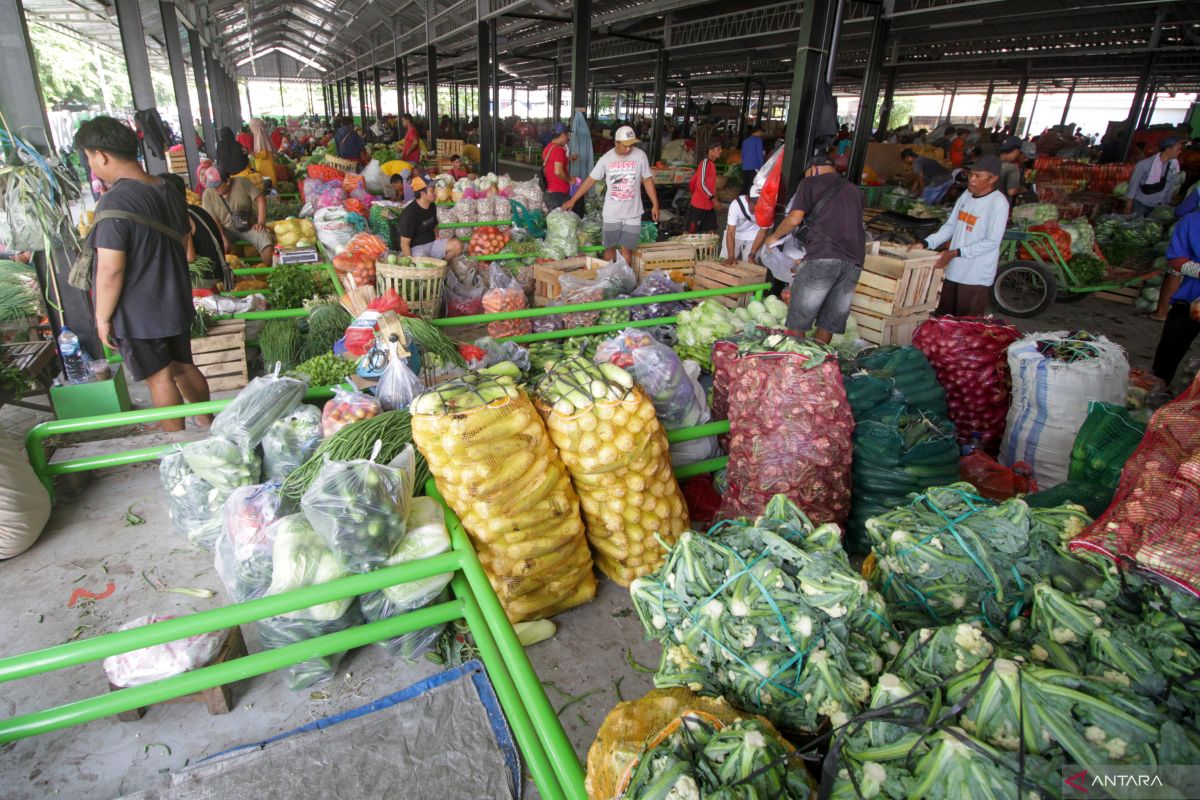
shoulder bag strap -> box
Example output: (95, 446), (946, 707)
(92, 209), (187, 244)
(805, 177), (847, 225)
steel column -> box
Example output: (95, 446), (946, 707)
(755, 81), (766, 126)
(1008, 70), (1029, 135)
(205, 52), (225, 131)
(426, 45), (438, 152)
(373, 65), (383, 126)
(188, 31), (216, 155)
(979, 79), (994, 129)
(478, 15), (495, 173)
(396, 57), (407, 116)
(848, 1), (889, 186)
(682, 83), (692, 137)
(114, 0), (166, 173)
(1123, 10), (1165, 158)
(737, 59), (752, 144)
(1059, 78), (1076, 126)
(357, 70), (368, 126)
(874, 67), (896, 140)
(650, 48), (669, 162)
(943, 84), (957, 126)
(571, 0), (591, 112)
(345, 76), (354, 120)
(781, 0), (842, 196)
(159, 1), (199, 186)
(489, 22), (499, 165)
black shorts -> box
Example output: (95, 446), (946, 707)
(113, 332), (194, 382)
(685, 206), (717, 233)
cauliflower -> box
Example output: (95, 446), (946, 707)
(665, 774), (700, 800)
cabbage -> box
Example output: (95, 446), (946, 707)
(265, 514), (353, 621)
(374, 498), (453, 607)
(1059, 218), (1095, 255)
(1113, 181), (1129, 198)
(1011, 203), (1058, 224)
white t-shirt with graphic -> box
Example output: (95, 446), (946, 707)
(590, 147), (652, 223)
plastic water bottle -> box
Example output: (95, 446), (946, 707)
(58, 327), (95, 384)
(960, 431), (984, 457)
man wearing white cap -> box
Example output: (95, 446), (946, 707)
(562, 125), (659, 264)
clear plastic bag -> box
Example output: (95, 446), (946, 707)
(597, 254), (636, 296)
(161, 445), (247, 549)
(256, 605), (363, 690)
(181, 437), (262, 490)
(445, 266), (484, 317)
(558, 272), (605, 328)
(376, 340), (425, 412)
(261, 405), (323, 482)
(532, 307), (563, 333)
(214, 483), (289, 602)
(482, 263), (532, 339)
(357, 497), (454, 660)
(321, 386), (381, 437)
(103, 615), (227, 688)
(471, 336), (531, 373)
(300, 444), (416, 573)
(630, 271), (689, 321)
(210, 366), (308, 450)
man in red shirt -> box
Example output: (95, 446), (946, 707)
(686, 141), (724, 233)
(542, 123), (570, 211)
(399, 114), (421, 164)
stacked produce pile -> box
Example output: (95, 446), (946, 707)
(1000, 330), (1129, 488)
(632, 495), (897, 732)
(1095, 214), (1168, 269)
(865, 482), (1095, 629)
(266, 217), (316, 249)
(482, 264), (532, 338)
(674, 299), (739, 370)
(913, 316), (1020, 455)
(410, 371), (595, 621)
(533, 356), (688, 586)
(717, 332), (853, 523)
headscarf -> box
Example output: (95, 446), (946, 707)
(568, 109), (593, 181)
(201, 166), (227, 190)
(216, 127), (249, 175)
(249, 118), (274, 155)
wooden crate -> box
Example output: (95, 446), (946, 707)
(853, 243), (945, 318)
(1094, 285), (1141, 305)
(632, 243), (695, 281)
(437, 139), (465, 157)
(166, 150), (189, 176)
(693, 260), (768, 308)
(192, 319), (248, 392)
(672, 233), (720, 262)
(533, 257), (607, 305)
(853, 310), (929, 347)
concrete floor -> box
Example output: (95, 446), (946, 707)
(0, 291), (1192, 799)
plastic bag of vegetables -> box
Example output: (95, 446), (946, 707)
(261, 405), (324, 482)
(543, 208), (580, 258)
(445, 265), (484, 318)
(629, 270), (689, 323)
(214, 483), (289, 602)
(209, 366), (307, 450)
(482, 264), (532, 339)
(376, 348), (425, 412)
(181, 437), (261, 490)
(103, 615), (228, 688)
(255, 514), (363, 690)
(321, 386), (381, 437)
(300, 443), (416, 573)
(533, 357), (689, 586)
(594, 329), (717, 467)
(357, 497), (454, 661)
(410, 374), (595, 621)
(631, 495), (895, 732)
(557, 271), (605, 327)
(163, 442), (258, 549)
(719, 334), (854, 524)
(913, 316), (1020, 455)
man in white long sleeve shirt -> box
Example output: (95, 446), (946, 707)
(911, 154), (1008, 317)
(1125, 137), (1183, 217)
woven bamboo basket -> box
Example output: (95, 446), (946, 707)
(672, 233), (720, 262)
(324, 155), (357, 172)
(376, 257), (447, 318)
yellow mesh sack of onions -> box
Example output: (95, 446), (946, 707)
(410, 373), (596, 621)
(533, 357), (688, 586)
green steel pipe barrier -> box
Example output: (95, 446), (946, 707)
(507, 315), (679, 344)
(24, 386), (337, 496)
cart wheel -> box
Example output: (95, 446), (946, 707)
(991, 260), (1057, 318)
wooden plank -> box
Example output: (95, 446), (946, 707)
(193, 349), (244, 367)
(1095, 291), (1137, 305)
(857, 271), (900, 295)
(190, 332), (245, 355)
(204, 373), (249, 392)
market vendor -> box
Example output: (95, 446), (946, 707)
(1126, 137), (1184, 217)
(998, 136), (1024, 200)
(200, 166), (274, 267)
(561, 125), (660, 265)
(763, 153), (863, 343)
(910, 155), (1008, 317)
(685, 141), (724, 234)
(389, 170), (415, 202)
(721, 184), (767, 266)
(1151, 206), (1200, 386)
(542, 123), (571, 211)
(393, 176), (463, 261)
(400, 114), (422, 164)
(900, 148), (953, 204)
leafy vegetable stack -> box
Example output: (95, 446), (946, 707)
(632, 495), (897, 733)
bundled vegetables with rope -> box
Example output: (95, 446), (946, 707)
(533, 356), (688, 586)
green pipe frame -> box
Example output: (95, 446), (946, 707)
(29, 283), (763, 493)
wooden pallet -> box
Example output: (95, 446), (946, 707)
(191, 319), (248, 392)
(853, 243), (945, 318)
(693, 260), (768, 308)
(1094, 285), (1141, 305)
(533, 257), (607, 305)
(852, 309), (929, 346)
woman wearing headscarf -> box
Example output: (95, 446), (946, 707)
(248, 118), (278, 184)
(215, 127), (249, 176)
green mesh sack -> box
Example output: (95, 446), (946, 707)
(1068, 402), (1146, 490)
(843, 372), (893, 418)
(846, 402), (961, 555)
(857, 345), (949, 417)
(1025, 480), (1111, 519)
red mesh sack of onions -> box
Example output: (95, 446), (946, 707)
(719, 351), (854, 524)
(913, 316), (1020, 455)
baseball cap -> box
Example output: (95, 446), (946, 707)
(551, 122), (568, 135)
(970, 155), (1002, 177)
(900, 148), (917, 159)
(808, 153), (834, 167)
(411, 176), (429, 192)
(1160, 136), (1181, 148)
(614, 125), (638, 143)
(999, 136), (1022, 152)
(707, 140), (724, 152)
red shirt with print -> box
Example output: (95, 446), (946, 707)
(542, 143), (569, 193)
